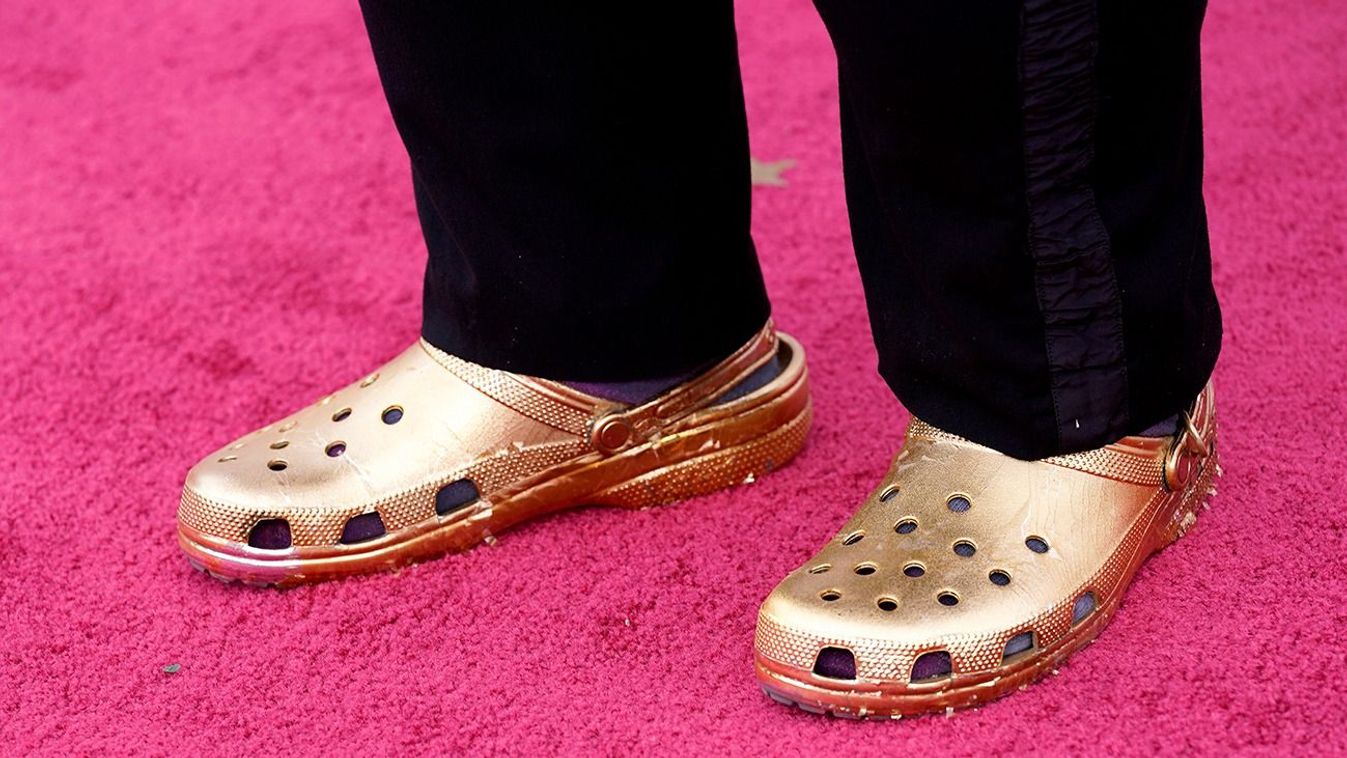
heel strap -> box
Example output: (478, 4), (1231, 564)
(587, 322), (780, 455)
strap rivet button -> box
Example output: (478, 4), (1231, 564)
(595, 417), (632, 452)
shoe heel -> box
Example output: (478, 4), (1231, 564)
(1159, 431), (1221, 547)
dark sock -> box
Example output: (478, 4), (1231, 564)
(565, 372), (702, 404)
(565, 349), (787, 405)
(1138, 414), (1181, 437)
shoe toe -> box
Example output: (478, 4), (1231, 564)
(177, 342), (533, 548)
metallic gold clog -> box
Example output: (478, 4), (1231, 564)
(755, 384), (1218, 718)
(178, 322), (811, 586)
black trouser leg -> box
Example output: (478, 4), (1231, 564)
(815, 0), (1221, 458)
(359, 1), (769, 381)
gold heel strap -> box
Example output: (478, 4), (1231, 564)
(582, 322), (780, 455)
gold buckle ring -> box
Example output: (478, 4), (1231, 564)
(1163, 411), (1208, 491)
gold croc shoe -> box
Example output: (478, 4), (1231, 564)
(178, 322), (811, 586)
(755, 384), (1218, 718)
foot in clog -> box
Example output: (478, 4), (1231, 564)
(754, 384), (1218, 717)
(178, 322), (811, 586)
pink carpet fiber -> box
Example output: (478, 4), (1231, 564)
(3, 0), (1346, 754)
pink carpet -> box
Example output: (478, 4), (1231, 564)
(3, 0), (1345, 753)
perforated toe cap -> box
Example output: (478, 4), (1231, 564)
(756, 421), (1170, 683)
(178, 341), (591, 547)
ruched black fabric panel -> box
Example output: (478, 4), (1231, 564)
(1019, 0), (1130, 451)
